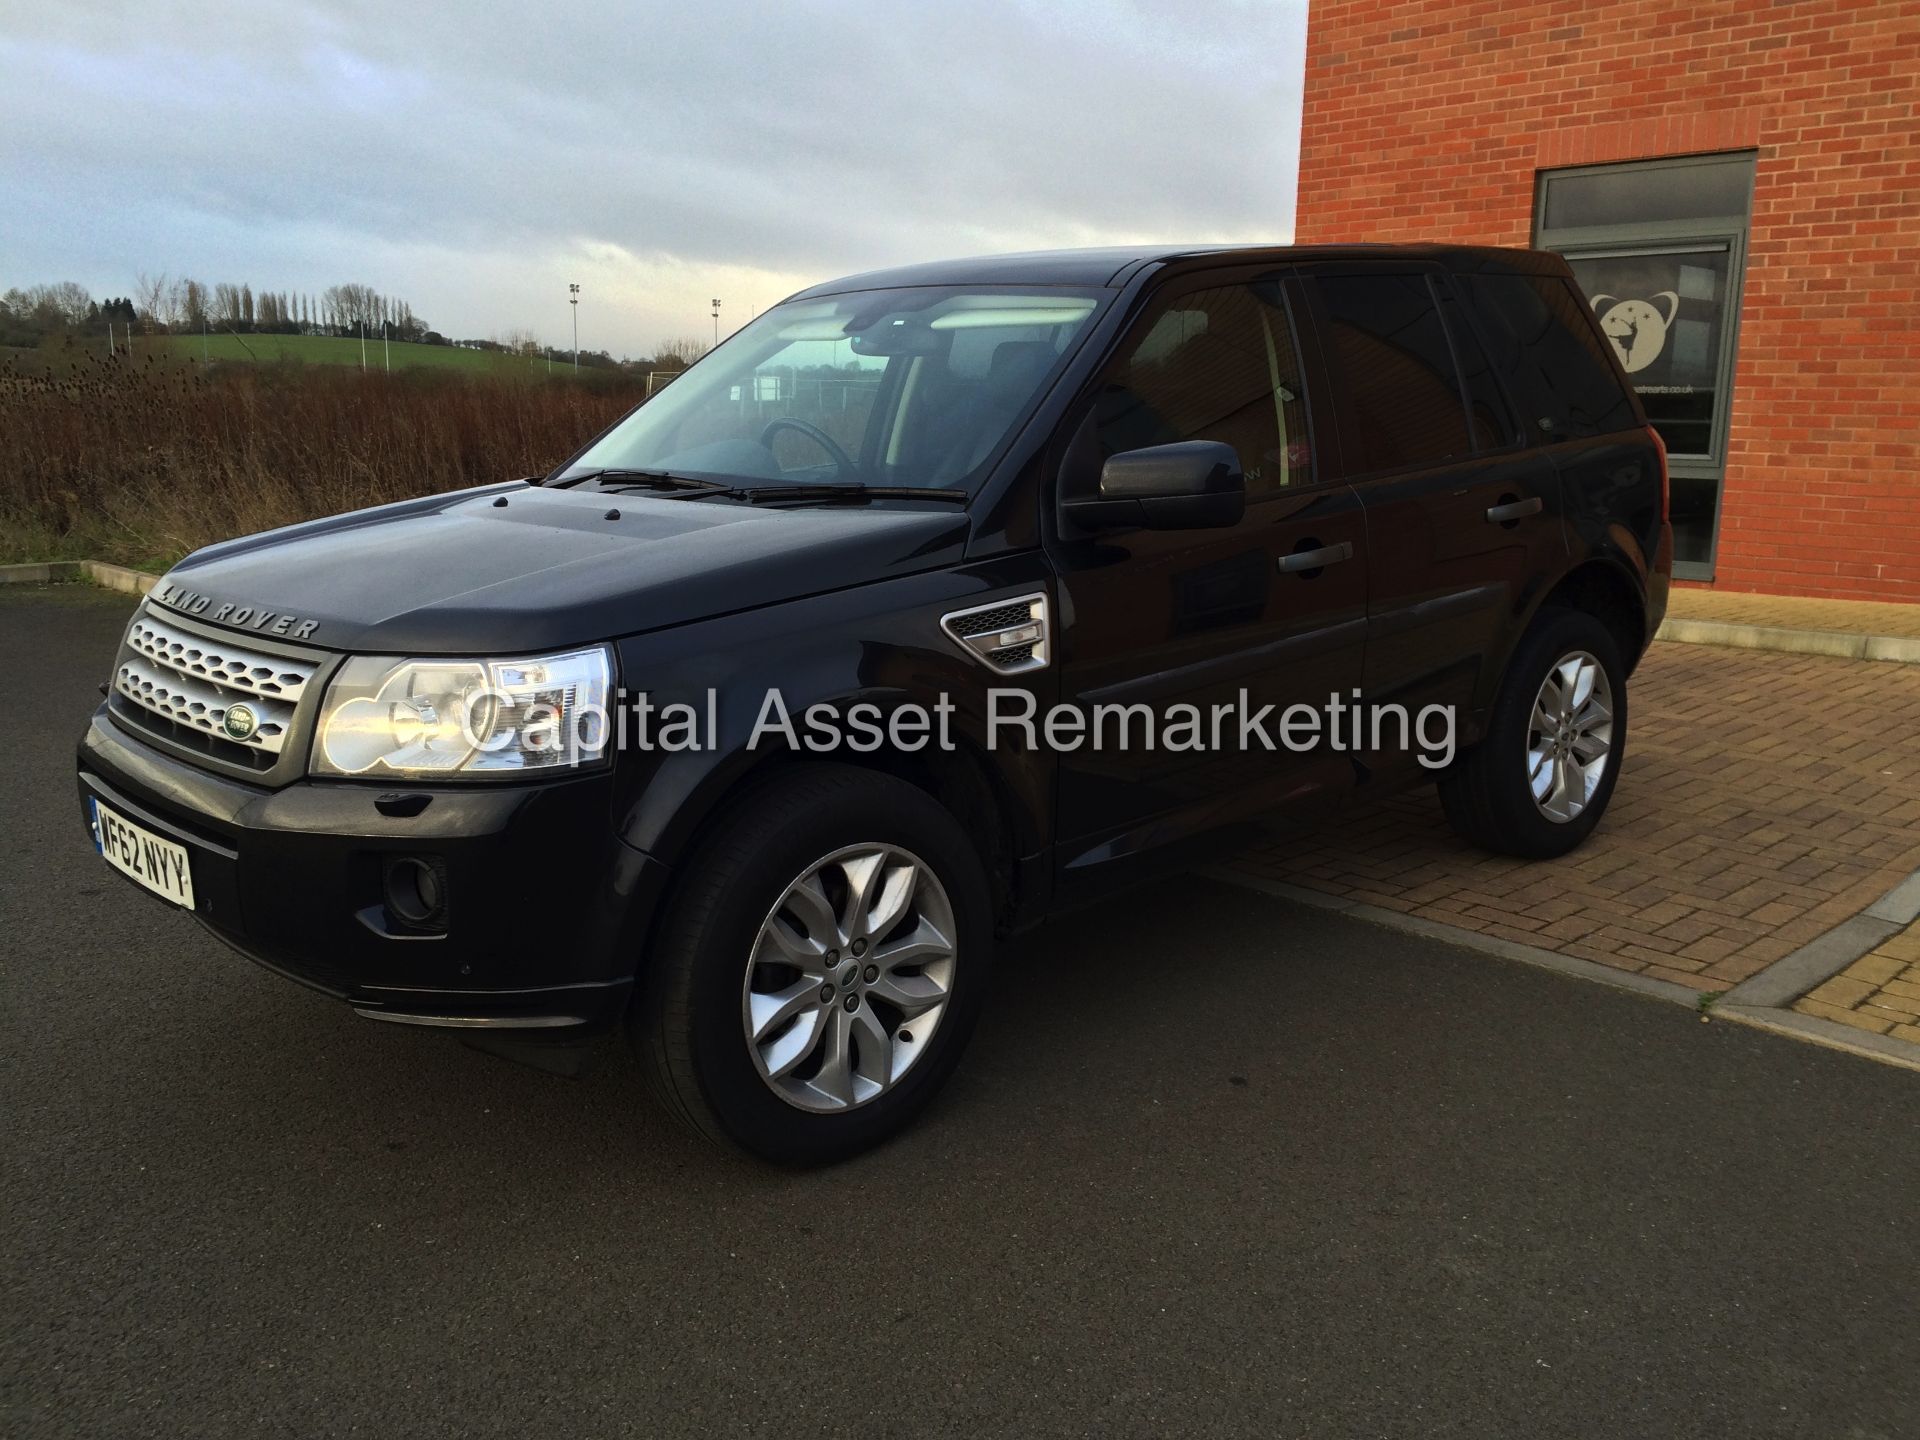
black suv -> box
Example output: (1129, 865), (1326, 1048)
(77, 244), (1670, 1163)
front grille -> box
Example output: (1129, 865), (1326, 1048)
(110, 695), (278, 771)
(124, 618), (315, 703)
(110, 610), (321, 772)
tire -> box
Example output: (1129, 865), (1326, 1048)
(635, 765), (993, 1165)
(1439, 607), (1628, 860)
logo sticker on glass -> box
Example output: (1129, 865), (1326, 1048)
(1589, 292), (1678, 373)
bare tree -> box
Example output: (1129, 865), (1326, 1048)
(133, 271), (171, 331)
(22, 282), (94, 327)
(653, 336), (709, 368)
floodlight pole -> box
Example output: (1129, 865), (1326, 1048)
(569, 283), (581, 372)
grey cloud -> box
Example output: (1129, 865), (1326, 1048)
(1, 0), (1307, 350)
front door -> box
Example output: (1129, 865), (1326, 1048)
(1045, 274), (1369, 891)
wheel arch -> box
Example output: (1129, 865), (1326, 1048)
(616, 709), (1041, 990)
(709, 740), (1028, 932)
(1536, 558), (1651, 675)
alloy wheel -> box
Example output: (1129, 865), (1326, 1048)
(741, 843), (957, 1112)
(1527, 650), (1614, 823)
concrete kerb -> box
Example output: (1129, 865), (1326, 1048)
(1206, 861), (1920, 1077)
(1863, 871), (1920, 925)
(1721, 868), (1920, 1012)
(1654, 616), (1920, 664)
(0, 561), (83, 584)
(82, 561), (160, 596)
(0, 560), (160, 594)
(1711, 1005), (1920, 1074)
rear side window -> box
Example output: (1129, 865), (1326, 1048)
(1453, 273), (1638, 440)
(1312, 274), (1473, 475)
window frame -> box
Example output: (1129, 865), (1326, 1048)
(1076, 265), (1335, 507)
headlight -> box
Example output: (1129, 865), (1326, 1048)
(312, 647), (613, 779)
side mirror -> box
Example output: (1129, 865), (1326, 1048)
(1062, 441), (1246, 532)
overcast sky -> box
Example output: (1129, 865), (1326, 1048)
(2, 0), (1309, 357)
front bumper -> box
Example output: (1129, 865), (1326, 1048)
(77, 706), (667, 1033)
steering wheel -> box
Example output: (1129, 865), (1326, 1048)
(759, 417), (858, 479)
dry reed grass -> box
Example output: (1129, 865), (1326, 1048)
(0, 349), (647, 570)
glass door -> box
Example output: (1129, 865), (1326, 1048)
(1560, 239), (1744, 571)
(1535, 153), (1755, 578)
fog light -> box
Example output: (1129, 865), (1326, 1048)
(383, 855), (450, 932)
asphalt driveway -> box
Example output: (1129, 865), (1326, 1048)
(4, 585), (1916, 1438)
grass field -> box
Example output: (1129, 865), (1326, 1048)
(156, 332), (556, 374)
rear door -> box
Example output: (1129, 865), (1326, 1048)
(1296, 265), (1566, 774)
(1046, 272), (1369, 889)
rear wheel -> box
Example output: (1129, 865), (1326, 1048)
(1439, 607), (1627, 859)
(636, 766), (993, 1165)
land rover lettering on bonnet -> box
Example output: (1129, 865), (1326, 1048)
(151, 582), (320, 639)
(76, 243), (1670, 1164)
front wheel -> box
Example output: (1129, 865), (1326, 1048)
(1439, 607), (1628, 859)
(635, 766), (993, 1165)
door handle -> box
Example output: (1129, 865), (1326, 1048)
(1486, 496), (1544, 524)
(1277, 540), (1354, 573)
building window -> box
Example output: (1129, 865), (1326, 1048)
(1562, 246), (1733, 463)
(1535, 153), (1755, 577)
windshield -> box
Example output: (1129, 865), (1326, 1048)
(559, 286), (1105, 494)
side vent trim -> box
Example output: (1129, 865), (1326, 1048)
(940, 592), (1051, 675)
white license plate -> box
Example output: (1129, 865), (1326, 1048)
(90, 798), (196, 909)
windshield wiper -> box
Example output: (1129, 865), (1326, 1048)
(736, 483), (970, 506)
(553, 471), (968, 506)
(551, 467), (737, 496)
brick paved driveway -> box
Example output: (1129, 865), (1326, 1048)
(1222, 642), (1920, 992)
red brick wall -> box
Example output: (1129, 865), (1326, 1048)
(1296, 0), (1920, 601)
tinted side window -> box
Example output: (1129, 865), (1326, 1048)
(1438, 288), (1518, 450)
(1095, 282), (1311, 496)
(1313, 273), (1473, 475)
(1453, 273), (1638, 440)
